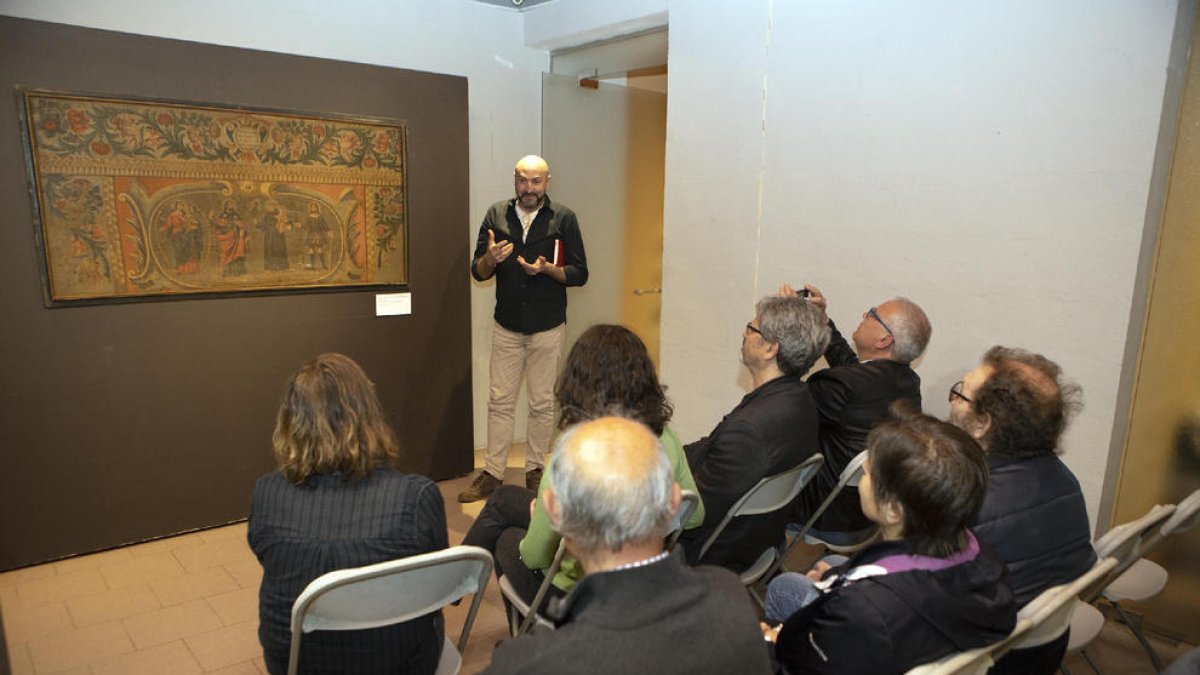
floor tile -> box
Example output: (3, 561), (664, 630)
(67, 581), (161, 627)
(253, 655), (268, 673)
(224, 560), (263, 589)
(1, 600), (73, 644)
(16, 568), (107, 608)
(91, 639), (204, 675)
(149, 566), (239, 606)
(26, 620), (134, 673)
(173, 538), (258, 573)
(0, 564), (57, 589)
(184, 619), (262, 671)
(122, 598), (224, 650)
(99, 551), (187, 590)
(7, 641), (33, 675)
(206, 661), (262, 675)
(206, 585), (260, 626)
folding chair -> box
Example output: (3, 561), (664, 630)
(500, 489), (701, 636)
(765, 449), (875, 581)
(696, 454), (825, 603)
(1065, 503), (1177, 673)
(287, 545), (492, 675)
(1096, 491), (1199, 670)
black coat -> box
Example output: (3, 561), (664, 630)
(249, 467), (448, 675)
(680, 375), (820, 572)
(776, 537), (1017, 675)
(974, 453), (1096, 675)
(484, 552), (772, 675)
(795, 321), (922, 532)
(471, 196), (588, 334)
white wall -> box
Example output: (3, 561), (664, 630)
(0, 0), (549, 454)
(661, 0), (1179, 526)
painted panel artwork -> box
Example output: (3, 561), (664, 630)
(19, 90), (408, 304)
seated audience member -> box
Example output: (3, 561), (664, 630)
(462, 324), (704, 604)
(678, 294), (828, 571)
(949, 346), (1094, 675)
(249, 353), (448, 675)
(484, 417), (771, 675)
(785, 283), (930, 541)
(763, 402), (1016, 675)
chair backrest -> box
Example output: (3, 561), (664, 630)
(905, 618), (1034, 675)
(1089, 503), (1175, 598)
(288, 545), (492, 675)
(1010, 557), (1118, 650)
(792, 449), (868, 541)
(696, 454), (824, 562)
(1161, 488), (1200, 538)
(666, 489), (701, 551)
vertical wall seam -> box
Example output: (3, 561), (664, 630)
(752, 0), (772, 303)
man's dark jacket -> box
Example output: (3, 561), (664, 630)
(974, 452), (1096, 675)
(471, 196), (587, 334)
(483, 551), (771, 675)
(795, 320), (921, 532)
(680, 376), (820, 572)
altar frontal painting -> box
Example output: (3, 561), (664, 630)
(19, 90), (408, 304)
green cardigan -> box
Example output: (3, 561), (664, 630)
(517, 425), (706, 593)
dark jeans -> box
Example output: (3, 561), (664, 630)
(462, 485), (547, 605)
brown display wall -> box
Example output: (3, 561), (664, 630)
(0, 17), (473, 570)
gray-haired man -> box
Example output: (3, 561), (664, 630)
(484, 417), (770, 675)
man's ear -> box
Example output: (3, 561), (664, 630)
(670, 482), (682, 517)
(543, 488), (562, 528)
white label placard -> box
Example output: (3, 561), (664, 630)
(375, 292), (412, 316)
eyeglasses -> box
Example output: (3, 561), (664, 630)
(867, 307), (894, 339)
(949, 381), (972, 404)
(745, 322), (764, 337)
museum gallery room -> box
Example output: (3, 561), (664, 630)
(0, 0), (1198, 674)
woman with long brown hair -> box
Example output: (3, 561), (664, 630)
(249, 353), (447, 675)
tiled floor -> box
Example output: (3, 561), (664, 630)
(2, 446), (1195, 674)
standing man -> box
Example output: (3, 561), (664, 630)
(786, 284), (931, 540)
(460, 155), (588, 503)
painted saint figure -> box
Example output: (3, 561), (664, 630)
(213, 199), (249, 277)
(162, 200), (203, 274)
(303, 202), (331, 270)
(258, 203), (290, 271)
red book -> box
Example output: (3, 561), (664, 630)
(552, 239), (564, 267)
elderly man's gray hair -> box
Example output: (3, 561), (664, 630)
(756, 295), (831, 377)
(549, 419), (676, 553)
(886, 297), (931, 364)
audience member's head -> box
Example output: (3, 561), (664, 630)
(556, 324), (672, 435)
(272, 353), (398, 484)
(949, 346), (1082, 458)
(545, 417), (678, 556)
(852, 297), (931, 364)
(746, 295), (831, 378)
(863, 401), (989, 557)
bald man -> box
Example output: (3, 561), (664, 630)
(785, 284), (931, 538)
(462, 155), (588, 503)
(484, 417), (771, 675)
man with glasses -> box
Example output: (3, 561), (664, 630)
(784, 284), (931, 542)
(677, 294), (829, 572)
(461, 155), (589, 502)
(948, 346), (1094, 675)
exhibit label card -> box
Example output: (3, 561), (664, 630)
(376, 292), (411, 316)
